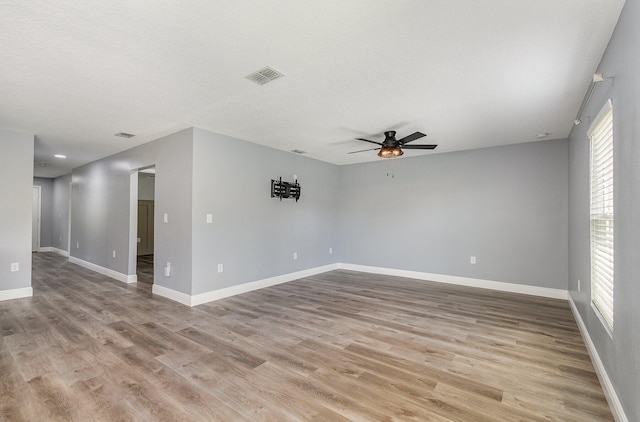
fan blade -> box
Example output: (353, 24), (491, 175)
(355, 138), (384, 146)
(348, 147), (381, 154)
(397, 131), (426, 144)
(402, 144), (437, 150)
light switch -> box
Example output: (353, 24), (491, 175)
(206, 214), (213, 224)
(164, 213), (169, 223)
(10, 263), (19, 272)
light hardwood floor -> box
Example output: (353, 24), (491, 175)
(0, 252), (612, 421)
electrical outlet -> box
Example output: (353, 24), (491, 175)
(329, 247), (333, 254)
(76, 242), (79, 249)
(217, 263), (223, 273)
(164, 213), (169, 223)
(293, 252), (298, 260)
(470, 256), (476, 264)
(10, 263), (19, 272)
(164, 262), (171, 277)
(112, 250), (116, 258)
(206, 214), (213, 224)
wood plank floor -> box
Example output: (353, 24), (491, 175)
(0, 252), (612, 421)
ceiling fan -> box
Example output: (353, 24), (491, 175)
(349, 130), (437, 158)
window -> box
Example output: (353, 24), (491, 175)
(588, 99), (614, 330)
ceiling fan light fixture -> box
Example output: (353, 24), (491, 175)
(378, 146), (403, 158)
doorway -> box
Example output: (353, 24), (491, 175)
(32, 186), (41, 252)
(136, 168), (155, 287)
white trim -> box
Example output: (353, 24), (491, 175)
(588, 98), (613, 135)
(152, 264), (339, 307)
(68, 256), (136, 284)
(152, 284), (192, 306)
(0, 287), (33, 301)
(32, 185), (41, 252)
(569, 297), (628, 422)
(152, 262), (568, 306)
(128, 171), (139, 279)
(191, 264), (339, 306)
(38, 247), (69, 257)
(54, 247), (70, 257)
(338, 263), (569, 300)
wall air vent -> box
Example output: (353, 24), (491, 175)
(245, 66), (284, 85)
(115, 132), (135, 138)
(291, 149), (307, 154)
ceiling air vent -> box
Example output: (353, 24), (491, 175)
(291, 149), (307, 154)
(115, 132), (135, 138)
(245, 66), (284, 85)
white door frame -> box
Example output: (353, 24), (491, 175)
(32, 185), (41, 252)
(128, 171), (139, 280)
(68, 180), (72, 254)
(128, 165), (156, 282)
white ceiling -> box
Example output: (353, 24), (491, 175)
(0, 0), (625, 178)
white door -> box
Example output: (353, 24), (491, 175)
(32, 186), (41, 252)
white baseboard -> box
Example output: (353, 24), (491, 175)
(569, 297), (628, 422)
(338, 263), (569, 300)
(39, 247), (69, 257)
(68, 256), (136, 284)
(0, 287), (33, 301)
(153, 262), (568, 306)
(191, 264), (339, 306)
(152, 264), (339, 307)
(152, 284), (192, 306)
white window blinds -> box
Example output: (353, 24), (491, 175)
(588, 99), (614, 330)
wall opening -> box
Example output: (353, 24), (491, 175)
(137, 168), (155, 288)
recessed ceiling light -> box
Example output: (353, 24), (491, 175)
(54, 154), (66, 158)
(115, 132), (135, 138)
(536, 133), (549, 139)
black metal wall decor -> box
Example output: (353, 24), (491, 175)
(271, 177), (301, 202)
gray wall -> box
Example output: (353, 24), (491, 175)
(71, 128), (193, 294)
(568, 0), (639, 419)
(339, 139), (569, 289)
(69, 127), (340, 297)
(33, 177), (53, 248)
(52, 174), (71, 252)
(0, 128), (34, 292)
(191, 128), (340, 295)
